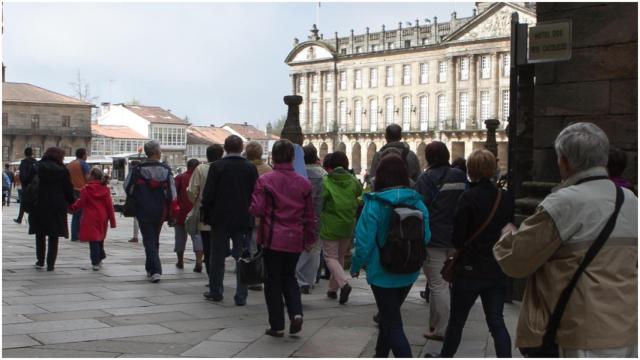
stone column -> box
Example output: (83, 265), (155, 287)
(305, 73), (311, 133)
(318, 71), (324, 132)
(282, 95), (304, 145)
(469, 54), (477, 129)
(447, 57), (457, 130)
(291, 74), (297, 95)
(492, 52), (500, 119)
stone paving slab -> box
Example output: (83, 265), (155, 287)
(3, 318), (110, 336)
(30, 324), (175, 344)
(2, 335), (41, 349)
(294, 326), (378, 358)
(1, 347), (120, 357)
(24, 309), (111, 322)
(38, 339), (193, 356)
(101, 311), (197, 326)
(181, 340), (249, 357)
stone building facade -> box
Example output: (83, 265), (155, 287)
(285, 2), (535, 175)
(2, 82), (93, 162)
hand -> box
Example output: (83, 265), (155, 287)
(501, 223), (518, 236)
(351, 271), (360, 279)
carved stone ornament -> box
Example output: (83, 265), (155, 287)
(459, 8), (535, 41)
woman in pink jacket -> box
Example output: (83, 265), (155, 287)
(249, 139), (316, 338)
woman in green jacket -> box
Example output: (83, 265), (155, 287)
(320, 151), (362, 304)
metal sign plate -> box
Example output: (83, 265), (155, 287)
(528, 20), (572, 63)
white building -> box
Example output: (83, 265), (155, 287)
(91, 124), (148, 156)
(186, 126), (232, 162)
(222, 122), (279, 159)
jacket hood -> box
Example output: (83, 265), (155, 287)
(84, 180), (112, 201)
(327, 167), (355, 187)
(380, 141), (410, 152)
(138, 160), (171, 182)
(366, 187), (423, 206)
(37, 159), (68, 183)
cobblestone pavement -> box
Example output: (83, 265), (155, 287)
(2, 204), (522, 357)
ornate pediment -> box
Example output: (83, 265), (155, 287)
(449, 4), (536, 42)
(285, 42), (336, 64)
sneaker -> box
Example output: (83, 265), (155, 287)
(423, 330), (444, 341)
(92, 265), (100, 271)
(176, 261), (184, 270)
(265, 329), (284, 338)
(46, 266), (54, 271)
(289, 315), (303, 335)
(149, 273), (161, 283)
(326, 291), (337, 299)
(193, 264), (203, 273)
(339, 283), (352, 305)
(128, 237), (138, 243)
(300, 285), (311, 295)
(34, 262), (44, 269)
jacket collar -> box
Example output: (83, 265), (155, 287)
(224, 153), (243, 158)
(554, 166), (609, 192)
(274, 163), (294, 171)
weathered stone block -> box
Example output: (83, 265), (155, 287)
(534, 63), (555, 85)
(610, 79), (638, 115)
(534, 82), (610, 117)
(532, 149), (560, 182)
(553, 44), (637, 84)
(533, 117), (565, 148)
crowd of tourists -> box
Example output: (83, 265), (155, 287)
(8, 121), (637, 358)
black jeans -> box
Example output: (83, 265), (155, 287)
(35, 234), (59, 269)
(371, 284), (412, 358)
(138, 221), (163, 275)
(263, 248), (303, 331)
(89, 241), (106, 266)
(440, 277), (512, 358)
(208, 226), (250, 303)
(201, 230), (211, 276)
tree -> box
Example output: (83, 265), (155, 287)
(68, 70), (99, 104)
(269, 114), (287, 135)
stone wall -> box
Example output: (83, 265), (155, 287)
(532, 3), (638, 183)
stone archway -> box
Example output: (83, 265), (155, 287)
(366, 142), (377, 174)
(319, 142), (328, 161)
(336, 142), (346, 153)
(417, 142), (427, 171)
(352, 142), (362, 175)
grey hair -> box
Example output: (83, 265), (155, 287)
(144, 140), (161, 157)
(554, 122), (609, 173)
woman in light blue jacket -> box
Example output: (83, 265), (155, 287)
(350, 154), (431, 358)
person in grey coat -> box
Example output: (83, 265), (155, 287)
(295, 145), (327, 294)
(369, 124), (422, 184)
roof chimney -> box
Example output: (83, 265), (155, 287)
(244, 121), (248, 126)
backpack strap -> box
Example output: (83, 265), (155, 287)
(542, 184), (624, 348)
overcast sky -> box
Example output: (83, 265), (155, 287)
(3, 1), (475, 130)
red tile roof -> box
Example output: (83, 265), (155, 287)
(187, 126), (232, 145)
(123, 105), (188, 125)
(91, 124), (148, 139)
(3, 82), (93, 106)
(223, 123), (270, 141)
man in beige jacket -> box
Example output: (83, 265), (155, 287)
(494, 123), (637, 357)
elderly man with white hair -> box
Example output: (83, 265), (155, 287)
(494, 122), (637, 358)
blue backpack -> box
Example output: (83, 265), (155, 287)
(2, 172), (10, 189)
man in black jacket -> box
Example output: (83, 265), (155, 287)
(14, 147), (37, 224)
(201, 135), (258, 306)
(369, 124), (422, 183)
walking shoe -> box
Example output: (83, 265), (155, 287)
(300, 285), (311, 294)
(420, 290), (430, 303)
(128, 237), (138, 243)
(423, 331), (444, 341)
(34, 262), (44, 269)
(424, 353), (440, 357)
(149, 273), (161, 283)
(339, 283), (352, 305)
(326, 291), (337, 299)
(92, 265), (100, 271)
(176, 261), (184, 269)
(46, 266), (54, 271)
(265, 329), (284, 338)
(248, 284), (263, 291)
(13, 219), (21, 224)
(203, 292), (223, 302)
(289, 315), (303, 335)
(193, 264), (203, 273)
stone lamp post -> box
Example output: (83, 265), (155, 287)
(281, 95), (304, 145)
(484, 119), (500, 157)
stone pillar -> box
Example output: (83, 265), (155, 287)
(318, 71), (324, 132)
(447, 57), (457, 130)
(291, 74), (297, 95)
(282, 95), (304, 145)
(469, 55), (477, 129)
(492, 52), (500, 119)
(305, 73), (311, 133)
(484, 119), (500, 157)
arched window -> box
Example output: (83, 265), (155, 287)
(385, 97), (394, 125)
(437, 95), (447, 129)
(401, 96), (411, 130)
(339, 100), (347, 130)
(419, 95), (428, 131)
(354, 100), (362, 132)
(369, 98), (378, 132)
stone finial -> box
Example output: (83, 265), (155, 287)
(472, 8), (477, 16)
(350, 29), (354, 36)
(334, 31), (338, 38)
(266, 122), (273, 135)
(415, 19), (420, 26)
(484, 119), (500, 156)
(366, 27), (369, 34)
(398, 21), (402, 29)
(382, 24), (386, 31)
(452, 12), (457, 20)
(433, 16), (438, 24)
(293, 37), (299, 46)
(310, 24), (320, 41)
(282, 96), (304, 145)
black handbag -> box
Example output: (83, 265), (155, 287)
(122, 165), (139, 218)
(520, 184), (624, 357)
(237, 189), (276, 286)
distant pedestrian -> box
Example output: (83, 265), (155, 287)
(28, 147), (74, 271)
(351, 154), (431, 357)
(187, 144), (224, 277)
(249, 139), (315, 337)
(124, 141), (178, 283)
(69, 168), (116, 271)
(430, 149), (512, 358)
(4, 163), (15, 206)
(14, 147), (37, 224)
(128, 160), (142, 243)
(607, 146), (635, 193)
(295, 145), (326, 294)
(174, 159), (203, 272)
(414, 141), (467, 341)
(369, 124), (421, 185)
(201, 135), (258, 305)
(320, 151), (362, 304)
(495, 123), (638, 357)
(67, 148), (90, 241)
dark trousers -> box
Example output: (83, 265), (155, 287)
(35, 234), (59, 269)
(201, 230), (211, 276)
(71, 211), (82, 240)
(263, 248), (303, 331)
(371, 284), (412, 358)
(16, 189), (26, 222)
(208, 226), (250, 304)
(138, 221), (163, 275)
(440, 277), (512, 358)
(89, 241), (106, 266)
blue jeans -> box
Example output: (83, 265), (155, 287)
(264, 249), (303, 331)
(371, 285), (412, 358)
(89, 241), (106, 266)
(71, 211), (82, 240)
(138, 221), (163, 276)
(207, 226), (250, 304)
(440, 277), (512, 358)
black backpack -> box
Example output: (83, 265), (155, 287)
(376, 202), (426, 274)
(22, 165), (40, 213)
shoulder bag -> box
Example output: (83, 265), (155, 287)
(441, 189), (502, 283)
(520, 185), (624, 357)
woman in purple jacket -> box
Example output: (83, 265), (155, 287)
(249, 139), (316, 338)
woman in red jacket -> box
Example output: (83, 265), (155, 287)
(69, 168), (116, 270)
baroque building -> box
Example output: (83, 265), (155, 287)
(285, 2), (535, 175)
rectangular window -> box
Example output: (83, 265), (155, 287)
(385, 97), (394, 125)
(480, 91), (490, 121)
(325, 73), (333, 91)
(481, 55), (490, 79)
(371, 44), (379, 52)
(339, 71), (347, 90)
(385, 66), (394, 87)
(404, 40), (411, 48)
(503, 54), (510, 77)
(422, 38), (429, 45)
(438, 95), (447, 125)
(502, 90), (510, 121)
(340, 48), (347, 55)
(369, 68), (378, 88)
(311, 74), (318, 92)
(62, 115), (71, 127)
(387, 42), (395, 50)
(369, 99), (378, 132)
(2, 112), (7, 127)
(402, 64), (411, 85)
(459, 92), (469, 128)
(355, 46), (362, 54)
(401, 96), (411, 130)
(354, 69), (362, 89)
(3, 146), (9, 161)
(460, 58), (469, 81)
(438, 61), (447, 82)
(325, 101), (333, 132)
(419, 96), (428, 131)
(31, 115), (40, 130)
(311, 102), (319, 132)
(420, 63), (428, 84)
(339, 100), (347, 130)
(354, 100), (362, 132)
